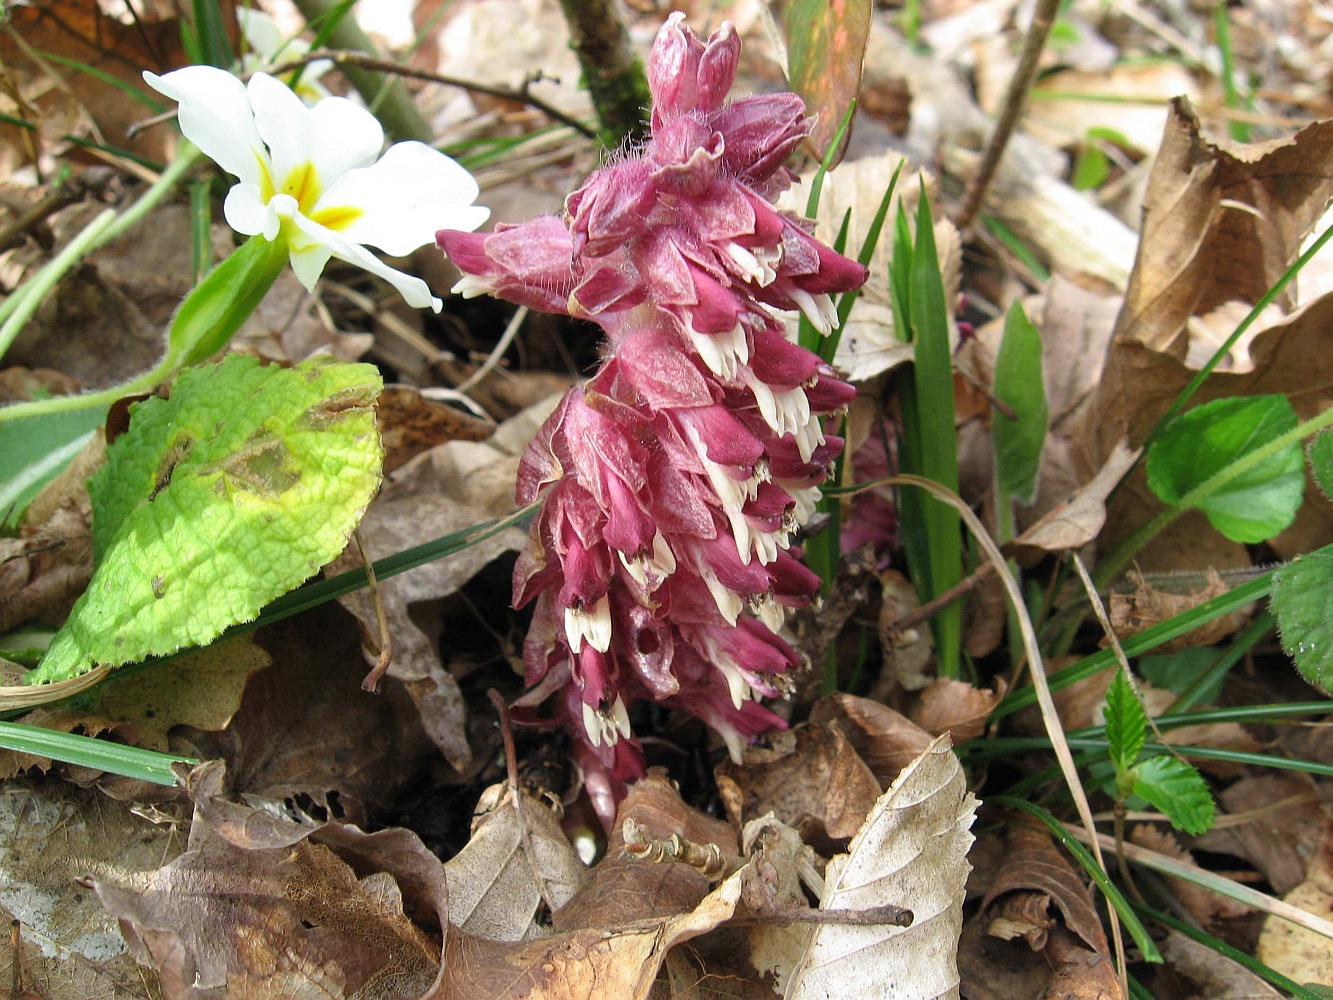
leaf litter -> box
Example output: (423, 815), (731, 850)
(3, 0), (1333, 997)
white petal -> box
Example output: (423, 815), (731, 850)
(144, 67), (265, 186)
(287, 240), (334, 292)
(291, 213), (441, 311)
(237, 7), (287, 60)
(582, 702), (603, 748)
(321, 142), (488, 255)
(222, 183), (271, 238)
(307, 91), (385, 180)
(611, 696), (632, 740)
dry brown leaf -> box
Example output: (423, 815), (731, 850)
(555, 770), (737, 933)
(95, 819), (445, 999)
(1197, 776), (1329, 896)
(910, 678), (1004, 743)
(1111, 100), (1333, 356)
(1107, 568), (1252, 653)
(0, 778), (182, 996)
(1256, 829), (1333, 986)
(0, 429), (102, 634)
(444, 782), (588, 941)
(810, 692), (934, 787)
(434, 860), (758, 1000)
(1041, 928), (1124, 1000)
(876, 568), (936, 693)
(93, 635), (270, 752)
(1078, 104), (1333, 567)
(715, 722), (882, 846)
(784, 736), (978, 1000)
(1160, 929), (1283, 999)
(982, 814), (1110, 960)
(196, 605), (438, 831)
(1130, 825), (1252, 927)
(331, 406), (533, 768)
(376, 386), (495, 473)
(1010, 441), (1139, 558)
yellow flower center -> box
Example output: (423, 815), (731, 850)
(255, 155), (363, 232)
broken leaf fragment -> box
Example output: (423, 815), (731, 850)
(32, 354), (384, 683)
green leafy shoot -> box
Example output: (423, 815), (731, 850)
(991, 300), (1048, 509)
(1146, 395), (1304, 543)
(31, 354), (384, 684)
(889, 190), (963, 677)
(1270, 543), (1333, 695)
(1132, 755), (1215, 835)
(982, 216), (1050, 281)
(1104, 671), (1146, 782)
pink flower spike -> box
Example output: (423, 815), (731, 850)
(438, 13), (869, 824)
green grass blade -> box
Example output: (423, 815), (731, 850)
(1136, 904), (1325, 1000)
(0, 720), (192, 785)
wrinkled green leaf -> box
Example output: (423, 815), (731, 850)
(0, 406), (102, 529)
(1146, 395), (1303, 543)
(1308, 430), (1333, 501)
(992, 301), (1048, 505)
(31, 354), (383, 683)
(1132, 755), (1215, 835)
(1270, 545), (1333, 695)
(1104, 671), (1146, 777)
(785, 0), (872, 165)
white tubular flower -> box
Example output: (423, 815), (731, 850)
(236, 8), (333, 105)
(143, 66), (489, 311)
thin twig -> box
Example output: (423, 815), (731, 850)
(954, 0), (1062, 230)
(884, 560), (996, 638)
(273, 50), (599, 140)
(489, 688), (559, 912)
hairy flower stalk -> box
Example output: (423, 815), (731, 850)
(438, 14), (867, 823)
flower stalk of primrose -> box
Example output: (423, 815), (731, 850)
(438, 13), (867, 824)
(143, 66), (488, 314)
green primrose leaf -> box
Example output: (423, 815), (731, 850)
(1104, 670), (1147, 777)
(1132, 755), (1215, 835)
(1146, 394), (1303, 543)
(992, 301), (1048, 505)
(1270, 545), (1333, 695)
(31, 354), (383, 683)
(1308, 430), (1333, 501)
(0, 405), (103, 530)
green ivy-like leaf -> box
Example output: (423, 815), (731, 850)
(1270, 545), (1333, 695)
(31, 354), (383, 683)
(1104, 670), (1147, 777)
(1133, 755), (1215, 835)
(992, 301), (1048, 505)
(1146, 394), (1303, 543)
(1308, 430), (1333, 501)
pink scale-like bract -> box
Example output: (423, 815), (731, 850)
(438, 12), (867, 825)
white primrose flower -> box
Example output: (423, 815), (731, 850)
(236, 7), (333, 105)
(144, 66), (488, 311)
